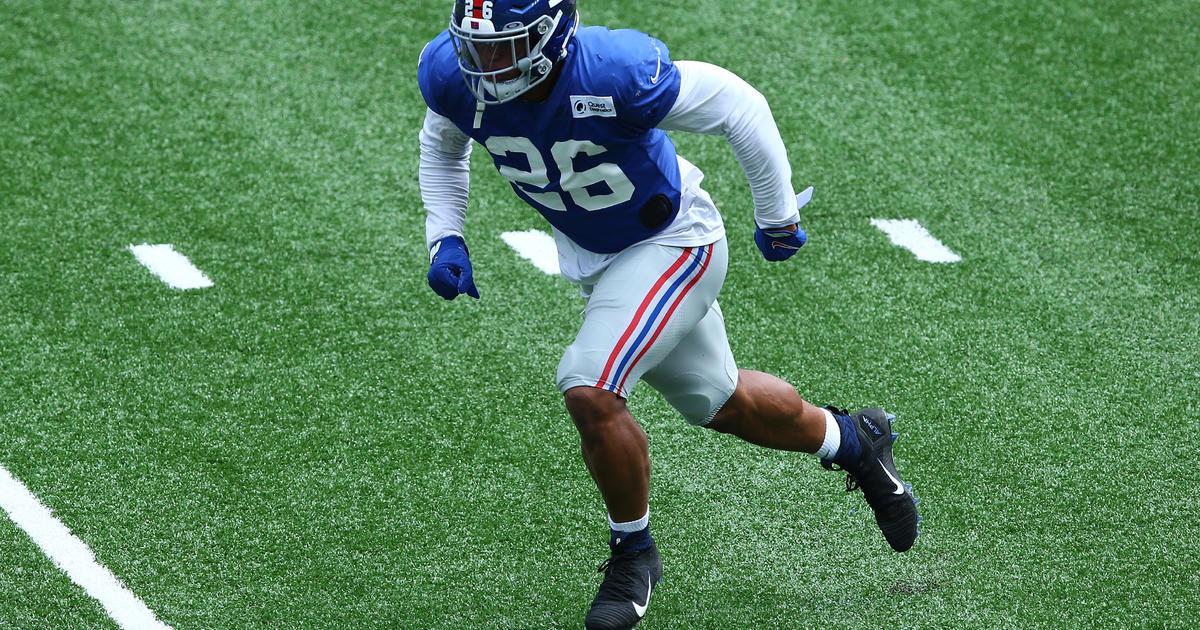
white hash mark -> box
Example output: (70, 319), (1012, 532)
(500, 230), (560, 275)
(129, 243), (214, 289)
(869, 219), (962, 263)
(0, 463), (175, 630)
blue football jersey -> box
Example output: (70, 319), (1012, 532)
(419, 26), (684, 254)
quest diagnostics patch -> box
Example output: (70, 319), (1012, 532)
(570, 95), (616, 118)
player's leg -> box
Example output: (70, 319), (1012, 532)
(705, 369), (827, 451)
(709, 374), (920, 551)
(561, 386), (659, 630)
(562, 385), (649, 524)
(558, 240), (726, 518)
(641, 313), (828, 450)
(558, 239), (726, 630)
(644, 301), (920, 552)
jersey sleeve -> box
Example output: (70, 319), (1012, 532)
(658, 60), (799, 228)
(420, 108), (473, 251)
(612, 31), (682, 130)
(418, 34), (475, 251)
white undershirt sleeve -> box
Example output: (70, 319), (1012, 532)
(419, 107), (474, 251)
(658, 60), (800, 228)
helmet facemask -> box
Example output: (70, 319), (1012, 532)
(449, 8), (575, 104)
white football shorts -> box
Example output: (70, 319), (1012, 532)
(556, 237), (738, 425)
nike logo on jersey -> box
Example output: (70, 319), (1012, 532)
(650, 45), (663, 85)
(879, 459), (906, 495)
(631, 573), (654, 617)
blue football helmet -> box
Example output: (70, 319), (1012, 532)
(449, 0), (579, 104)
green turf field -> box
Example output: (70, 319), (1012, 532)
(2, 0), (1198, 628)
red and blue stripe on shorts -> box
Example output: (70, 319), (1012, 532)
(594, 244), (714, 396)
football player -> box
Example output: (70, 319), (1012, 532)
(417, 1), (920, 628)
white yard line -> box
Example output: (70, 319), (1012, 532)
(128, 243), (214, 289)
(0, 464), (175, 630)
(500, 229), (560, 275)
(869, 219), (962, 263)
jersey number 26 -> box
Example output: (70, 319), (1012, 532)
(485, 136), (635, 212)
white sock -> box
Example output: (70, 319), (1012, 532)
(813, 408), (841, 459)
(609, 508), (650, 532)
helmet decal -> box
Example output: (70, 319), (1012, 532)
(466, 0), (490, 19)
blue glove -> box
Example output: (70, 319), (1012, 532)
(427, 235), (480, 300)
(754, 223), (807, 261)
(754, 187), (812, 261)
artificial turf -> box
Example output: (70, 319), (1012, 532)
(1, 0), (1197, 628)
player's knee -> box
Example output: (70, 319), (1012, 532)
(706, 407), (740, 434)
(563, 386), (628, 434)
(706, 387), (751, 434)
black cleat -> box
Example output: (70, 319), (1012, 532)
(822, 407), (920, 552)
(585, 541), (663, 630)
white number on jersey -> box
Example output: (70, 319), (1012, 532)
(484, 136), (635, 212)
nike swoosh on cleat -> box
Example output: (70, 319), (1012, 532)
(879, 459), (906, 495)
(631, 573), (653, 617)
